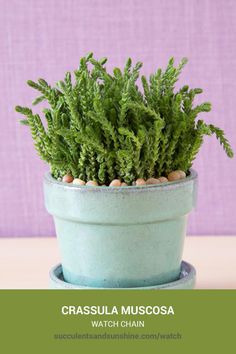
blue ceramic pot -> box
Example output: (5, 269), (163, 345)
(44, 169), (197, 288)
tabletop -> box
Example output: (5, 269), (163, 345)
(0, 236), (235, 289)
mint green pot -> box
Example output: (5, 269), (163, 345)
(44, 169), (197, 288)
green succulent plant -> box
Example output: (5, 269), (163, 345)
(15, 53), (233, 184)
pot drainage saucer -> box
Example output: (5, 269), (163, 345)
(49, 261), (196, 289)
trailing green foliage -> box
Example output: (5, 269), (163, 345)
(15, 54), (233, 184)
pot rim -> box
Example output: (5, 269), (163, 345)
(44, 168), (197, 192)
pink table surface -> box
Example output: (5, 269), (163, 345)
(0, 236), (235, 289)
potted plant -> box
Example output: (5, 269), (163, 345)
(15, 53), (233, 289)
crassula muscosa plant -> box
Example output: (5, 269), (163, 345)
(15, 53), (233, 185)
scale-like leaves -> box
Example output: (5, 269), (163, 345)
(15, 55), (233, 184)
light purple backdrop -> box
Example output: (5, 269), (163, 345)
(0, 0), (235, 237)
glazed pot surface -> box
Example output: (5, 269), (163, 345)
(44, 170), (197, 287)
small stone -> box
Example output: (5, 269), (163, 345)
(73, 178), (85, 185)
(158, 176), (168, 183)
(136, 178), (146, 186)
(168, 171), (181, 181)
(121, 182), (128, 186)
(176, 170), (186, 179)
(109, 179), (121, 187)
(146, 178), (161, 185)
(86, 180), (98, 186)
(62, 174), (74, 183)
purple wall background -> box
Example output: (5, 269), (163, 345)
(0, 0), (235, 237)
